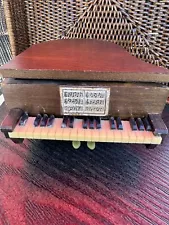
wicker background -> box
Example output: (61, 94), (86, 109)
(0, 0), (11, 66)
(1, 0), (169, 69)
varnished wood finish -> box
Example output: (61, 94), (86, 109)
(0, 107), (23, 138)
(3, 79), (169, 118)
(0, 108), (23, 133)
(1, 40), (169, 83)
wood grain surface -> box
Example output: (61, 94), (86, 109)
(0, 103), (169, 225)
(3, 80), (169, 118)
(1, 39), (169, 83)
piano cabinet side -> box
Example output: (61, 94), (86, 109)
(2, 80), (169, 119)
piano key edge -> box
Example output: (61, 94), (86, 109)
(0, 109), (166, 147)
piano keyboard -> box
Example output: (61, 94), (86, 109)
(9, 114), (162, 145)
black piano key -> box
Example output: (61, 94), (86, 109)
(136, 118), (144, 131)
(69, 116), (74, 128)
(34, 114), (42, 127)
(89, 117), (95, 129)
(110, 117), (116, 129)
(96, 117), (101, 129)
(142, 117), (152, 131)
(148, 114), (168, 135)
(61, 116), (68, 128)
(116, 117), (123, 130)
(47, 115), (55, 127)
(83, 117), (88, 129)
(40, 114), (48, 127)
(129, 118), (138, 131)
(19, 112), (28, 126)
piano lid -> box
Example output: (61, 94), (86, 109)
(1, 39), (169, 83)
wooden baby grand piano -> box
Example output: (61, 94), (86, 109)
(0, 39), (169, 149)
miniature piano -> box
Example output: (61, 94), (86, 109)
(0, 39), (169, 149)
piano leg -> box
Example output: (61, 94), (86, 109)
(1, 129), (24, 144)
(145, 144), (157, 149)
(161, 134), (167, 144)
(2, 131), (9, 138)
(11, 138), (24, 144)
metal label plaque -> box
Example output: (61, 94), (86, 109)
(60, 86), (110, 116)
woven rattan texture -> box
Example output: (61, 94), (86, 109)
(0, 0), (6, 35)
(0, 0), (11, 66)
(3, 0), (169, 68)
